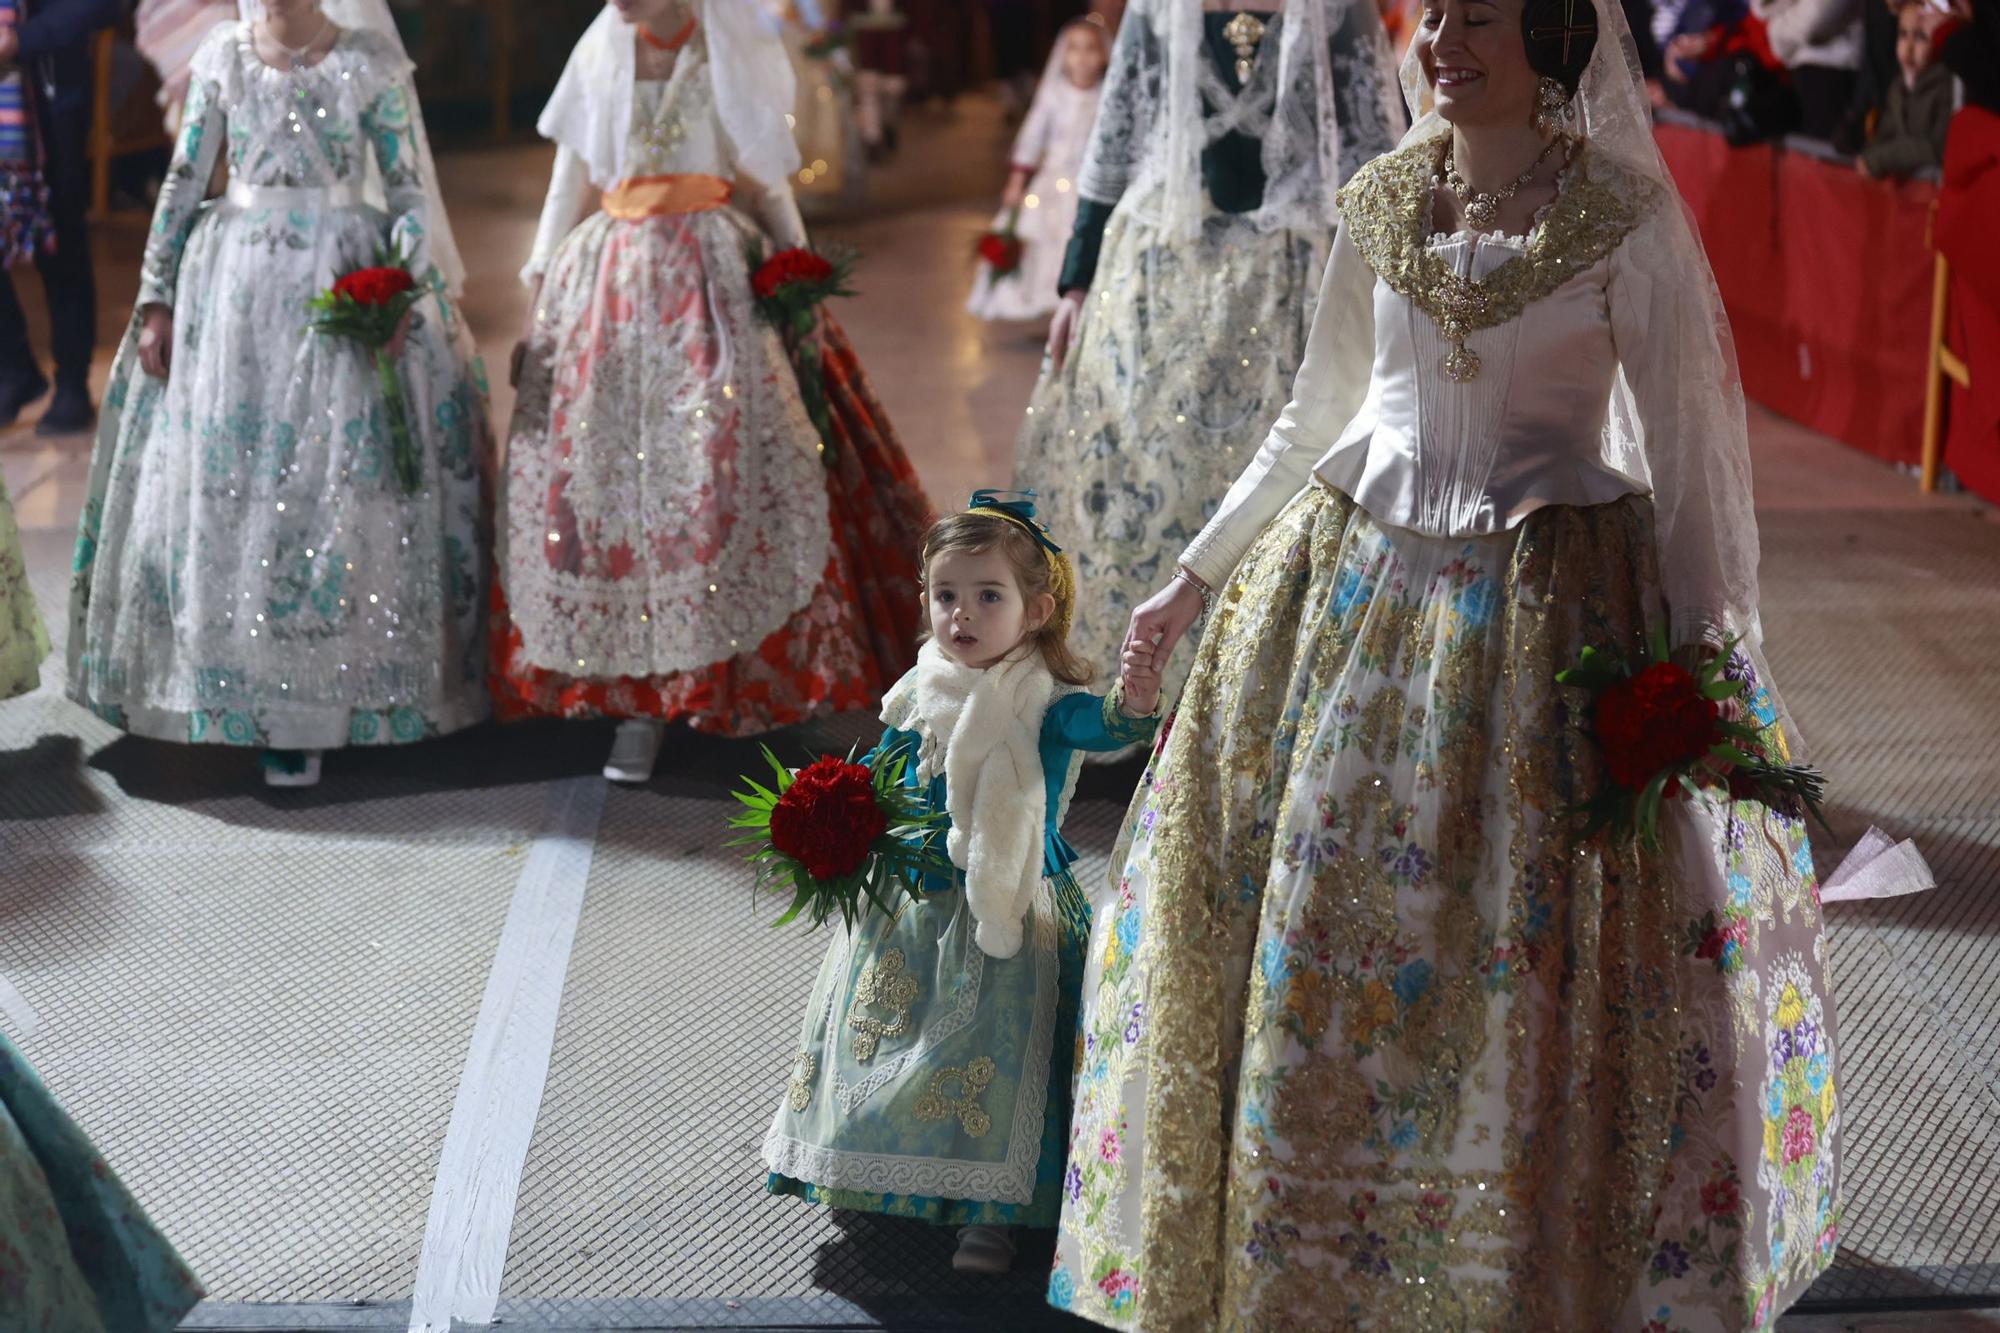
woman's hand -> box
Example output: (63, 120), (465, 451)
(1125, 573), (1206, 675)
(385, 307), (416, 361)
(1045, 289), (1087, 374)
(511, 281), (542, 389)
(1000, 167), (1030, 211)
(1119, 636), (1163, 718)
(137, 304), (174, 380)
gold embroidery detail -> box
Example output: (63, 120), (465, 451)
(913, 1055), (998, 1138)
(785, 1050), (816, 1112)
(1335, 134), (1659, 381)
(848, 948), (919, 1063)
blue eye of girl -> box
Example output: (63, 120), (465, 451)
(981, 590), (1003, 604)
(936, 590), (954, 604)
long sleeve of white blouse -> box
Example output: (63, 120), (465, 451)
(521, 144), (595, 289)
(1179, 219), (1376, 590)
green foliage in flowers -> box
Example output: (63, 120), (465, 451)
(307, 243), (427, 493)
(1557, 624), (1828, 851)
(727, 744), (954, 933)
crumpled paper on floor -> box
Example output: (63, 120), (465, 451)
(1819, 826), (1937, 904)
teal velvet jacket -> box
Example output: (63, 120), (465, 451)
(869, 689), (1158, 890)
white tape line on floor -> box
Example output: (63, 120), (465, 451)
(407, 775), (606, 1333)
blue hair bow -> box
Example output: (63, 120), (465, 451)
(968, 488), (1065, 556)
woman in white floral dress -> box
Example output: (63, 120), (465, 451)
(68, 0), (491, 788)
(1012, 0), (1403, 719)
(1049, 0), (1841, 1328)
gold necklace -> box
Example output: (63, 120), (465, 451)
(1442, 136), (1563, 232)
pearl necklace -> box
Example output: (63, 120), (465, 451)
(268, 12), (331, 72)
(1441, 136), (1563, 232)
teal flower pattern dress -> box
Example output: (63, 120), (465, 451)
(0, 465), (47, 700)
(765, 683), (1156, 1227)
(67, 23), (492, 751)
(1, 1029), (204, 1331)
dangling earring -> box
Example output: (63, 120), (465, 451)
(1533, 76), (1572, 138)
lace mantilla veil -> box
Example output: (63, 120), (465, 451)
(233, 0), (466, 297)
(1393, 0), (1764, 652)
(1076, 0), (1407, 246)
(538, 1), (801, 193)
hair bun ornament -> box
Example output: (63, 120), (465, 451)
(1522, 0), (1598, 96)
(965, 488), (1078, 640)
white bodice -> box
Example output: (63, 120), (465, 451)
(1182, 135), (1759, 649)
(1315, 228), (1645, 536)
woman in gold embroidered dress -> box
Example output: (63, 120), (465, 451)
(1047, 0), (1839, 1329)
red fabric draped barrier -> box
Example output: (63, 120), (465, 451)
(1936, 107), (2000, 504)
(1655, 122), (1934, 470)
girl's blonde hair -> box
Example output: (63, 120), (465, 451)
(921, 510), (1094, 686)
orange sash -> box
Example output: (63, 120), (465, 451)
(601, 174), (734, 220)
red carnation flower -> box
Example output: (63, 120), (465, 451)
(977, 231), (1023, 273)
(1592, 660), (1720, 791)
(753, 247), (836, 299)
(767, 756), (887, 882)
(332, 265), (416, 307)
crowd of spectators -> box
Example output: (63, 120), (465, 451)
(1622, 0), (1993, 180)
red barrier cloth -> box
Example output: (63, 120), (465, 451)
(1656, 122), (1933, 467)
(1937, 107), (2000, 503)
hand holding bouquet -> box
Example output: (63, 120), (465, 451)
(729, 746), (952, 932)
(976, 208), (1024, 280)
(747, 242), (856, 452)
(307, 247), (426, 494)
(1558, 628), (1828, 850)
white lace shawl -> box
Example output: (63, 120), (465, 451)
(1075, 0), (1405, 244)
(538, 1), (801, 192)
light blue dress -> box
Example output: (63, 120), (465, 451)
(764, 686), (1156, 1227)
(0, 1030), (204, 1331)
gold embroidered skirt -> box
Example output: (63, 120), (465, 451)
(1051, 485), (1839, 1332)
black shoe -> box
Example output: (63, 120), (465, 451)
(35, 383), (95, 437)
(0, 370), (49, 428)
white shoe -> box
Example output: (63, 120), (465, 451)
(260, 749), (323, 788)
(951, 1225), (1016, 1274)
(603, 720), (665, 784)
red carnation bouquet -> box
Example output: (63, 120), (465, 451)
(307, 246), (427, 494)
(976, 208), (1024, 279)
(728, 746), (952, 931)
(746, 241), (857, 451)
(1557, 627), (1827, 850)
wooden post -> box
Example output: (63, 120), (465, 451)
(89, 28), (114, 219)
(1921, 199), (1973, 495)
(1921, 248), (1950, 494)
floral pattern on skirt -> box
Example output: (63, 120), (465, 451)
(0, 1031), (204, 1332)
(1011, 208), (1327, 705)
(1051, 486), (1838, 1332)
(766, 868), (1092, 1228)
(0, 467), (48, 702)
(491, 206), (929, 735)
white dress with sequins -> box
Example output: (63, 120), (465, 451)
(67, 23), (492, 751)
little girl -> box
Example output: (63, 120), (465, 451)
(764, 489), (1161, 1274)
(68, 0), (489, 789)
(966, 18), (1109, 323)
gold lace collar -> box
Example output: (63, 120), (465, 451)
(1335, 133), (1661, 381)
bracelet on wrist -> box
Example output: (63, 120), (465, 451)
(1175, 570), (1215, 625)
